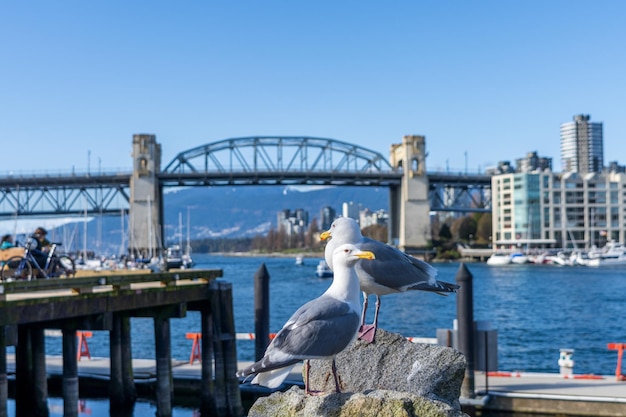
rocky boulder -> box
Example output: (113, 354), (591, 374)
(248, 386), (467, 417)
(248, 329), (467, 416)
(307, 329), (465, 409)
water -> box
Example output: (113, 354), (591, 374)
(38, 254), (624, 375)
(11, 254), (626, 415)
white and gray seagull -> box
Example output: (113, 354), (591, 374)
(236, 243), (375, 394)
(320, 217), (459, 343)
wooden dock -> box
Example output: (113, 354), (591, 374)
(0, 269), (243, 417)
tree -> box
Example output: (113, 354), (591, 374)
(450, 215), (477, 242)
(362, 224), (388, 243)
(305, 218), (322, 249)
(439, 223), (452, 240)
(475, 213), (492, 244)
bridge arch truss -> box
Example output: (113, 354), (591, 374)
(160, 136), (401, 186)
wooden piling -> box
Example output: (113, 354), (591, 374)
(254, 263), (270, 362)
(62, 329), (79, 417)
(154, 314), (173, 417)
(210, 281), (243, 417)
(200, 307), (217, 415)
(121, 314), (137, 404)
(110, 313), (125, 410)
(15, 326), (32, 416)
(32, 327), (49, 417)
(0, 327), (7, 417)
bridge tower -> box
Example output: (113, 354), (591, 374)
(129, 134), (163, 259)
(389, 135), (431, 251)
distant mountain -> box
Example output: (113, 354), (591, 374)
(65, 185), (389, 255)
(161, 185), (389, 242)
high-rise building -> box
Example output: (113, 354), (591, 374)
(560, 114), (603, 173)
(320, 206), (336, 231)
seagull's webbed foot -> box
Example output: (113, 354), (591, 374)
(357, 324), (377, 343)
(305, 388), (327, 396)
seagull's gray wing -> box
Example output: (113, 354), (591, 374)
(357, 237), (458, 293)
(237, 295), (359, 379)
(277, 295), (360, 358)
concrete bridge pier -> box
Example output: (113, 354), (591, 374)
(129, 134), (164, 260)
(389, 135), (432, 251)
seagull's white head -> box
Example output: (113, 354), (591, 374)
(320, 217), (363, 245)
(332, 243), (375, 268)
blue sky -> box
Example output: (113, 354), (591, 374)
(2, 1), (625, 175)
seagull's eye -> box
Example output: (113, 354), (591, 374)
(343, 248), (350, 254)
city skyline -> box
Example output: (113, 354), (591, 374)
(1, 2), (625, 175)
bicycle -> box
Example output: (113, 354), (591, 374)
(0, 236), (76, 281)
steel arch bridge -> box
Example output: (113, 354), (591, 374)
(159, 136), (401, 186)
(0, 136), (490, 218)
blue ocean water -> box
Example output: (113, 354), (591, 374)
(21, 253), (626, 415)
(37, 254), (624, 376)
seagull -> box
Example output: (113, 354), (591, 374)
(320, 217), (459, 343)
(236, 243), (375, 394)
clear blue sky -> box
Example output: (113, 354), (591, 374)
(2, 1), (625, 175)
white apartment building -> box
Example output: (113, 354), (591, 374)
(492, 171), (626, 250)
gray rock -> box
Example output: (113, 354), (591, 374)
(248, 386), (468, 417)
(306, 329), (466, 409)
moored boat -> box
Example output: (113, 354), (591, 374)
(315, 260), (333, 278)
(486, 252), (512, 266)
(510, 252), (529, 264)
(165, 245), (184, 269)
(586, 241), (626, 266)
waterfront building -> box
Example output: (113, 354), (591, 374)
(492, 170), (626, 250)
(359, 208), (388, 228)
(320, 206), (336, 230)
(277, 209), (309, 238)
(560, 114), (603, 174)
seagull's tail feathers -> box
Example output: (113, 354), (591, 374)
(236, 358), (300, 388)
(408, 279), (460, 295)
(252, 365), (296, 389)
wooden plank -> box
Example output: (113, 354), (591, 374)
(0, 269), (222, 296)
(0, 284), (215, 326)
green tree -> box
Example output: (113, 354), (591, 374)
(439, 223), (452, 240)
(475, 212), (492, 244)
(450, 215), (477, 242)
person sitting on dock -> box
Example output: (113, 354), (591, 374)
(32, 227), (52, 268)
(0, 234), (13, 250)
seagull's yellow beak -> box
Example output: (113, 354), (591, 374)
(356, 250), (375, 260)
(320, 231), (331, 241)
